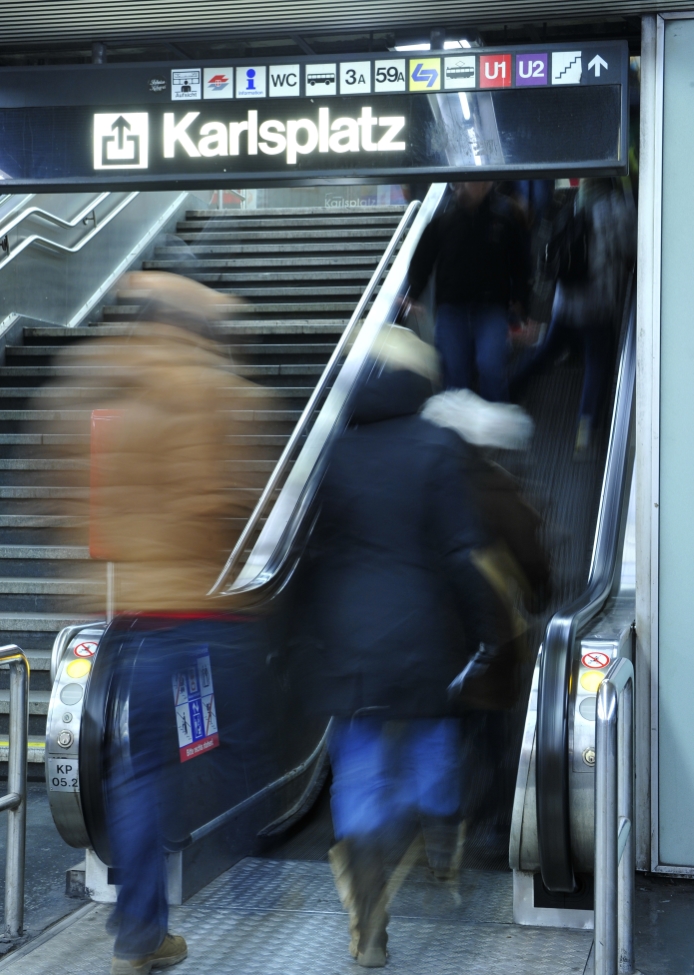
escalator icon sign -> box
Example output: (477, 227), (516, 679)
(93, 113), (149, 169)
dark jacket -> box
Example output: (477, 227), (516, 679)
(408, 191), (531, 312)
(299, 366), (498, 720)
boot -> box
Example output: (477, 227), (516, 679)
(349, 838), (389, 968)
(422, 816), (466, 883)
(111, 934), (188, 974)
(328, 840), (360, 959)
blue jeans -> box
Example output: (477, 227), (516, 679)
(328, 718), (461, 840)
(434, 303), (510, 401)
(105, 616), (268, 959)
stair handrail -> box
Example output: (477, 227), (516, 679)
(0, 192), (140, 272)
(0, 645), (29, 940)
(210, 183), (448, 597)
(535, 289), (636, 893)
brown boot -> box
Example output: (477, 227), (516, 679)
(111, 934), (188, 974)
(346, 838), (389, 968)
(329, 840), (360, 958)
(422, 816), (466, 883)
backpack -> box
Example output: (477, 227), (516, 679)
(545, 199), (591, 286)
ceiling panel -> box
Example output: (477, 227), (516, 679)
(0, 1), (683, 44)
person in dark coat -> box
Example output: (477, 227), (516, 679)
(421, 387), (552, 852)
(407, 181), (531, 401)
(299, 328), (501, 967)
(510, 178), (636, 452)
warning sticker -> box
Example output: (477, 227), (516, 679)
(582, 650), (610, 670)
(172, 648), (219, 763)
(73, 641), (97, 658)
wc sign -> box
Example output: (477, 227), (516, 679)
(93, 113), (149, 169)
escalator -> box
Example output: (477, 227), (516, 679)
(44, 181), (635, 928)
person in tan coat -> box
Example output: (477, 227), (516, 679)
(87, 273), (256, 612)
(52, 273), (272, 975)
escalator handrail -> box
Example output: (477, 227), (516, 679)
(536, 288), (636, 892)
(210, 184), (449, 597)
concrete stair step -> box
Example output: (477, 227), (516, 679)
(0, 385), (313, 400)
(174, 228), (395, 241)
(144, 255), (380, 269)
(80, 321), (347, 335)
(0, 490), (88, 504)
(0, 458), (85, 470)
(0, 516), (85, 529)
(0, 733), (46, 763)
(0, 432), (89, 445)
(0, 409), (92, 422)
(154, 242), (387, 255)
(184, 205), (404, 218)
(169, 270), (374, 283)
(24, 649), (52, 671)
(0, 363), (325, 380)
(0, 578), (98, 595)
(0, 612), (95, 631)
(0, 688), (50, 716)
(177, 285), (368, 297)
(180, 211), (403, 227)
(0, 545), (89, 560)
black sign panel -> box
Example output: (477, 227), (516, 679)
(0, 42), (629, 191)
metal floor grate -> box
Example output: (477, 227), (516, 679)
(0, 858), (594, 975)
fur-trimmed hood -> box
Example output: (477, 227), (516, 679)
(421, 388), (533, 450)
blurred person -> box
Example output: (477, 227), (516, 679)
(54, 272), (271, 975)
(421, 389), (552, 850)
(296, 327), (504, 967)
(510, 178), (637, 452)
(406, 181), (531, 401)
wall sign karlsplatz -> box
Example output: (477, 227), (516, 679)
(0, 40), (629, 190)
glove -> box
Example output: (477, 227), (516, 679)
(448, 643), (499, 699)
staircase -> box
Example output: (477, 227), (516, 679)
(0, 203), (406, 773)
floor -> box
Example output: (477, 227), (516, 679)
(0, 785), (691, 973)
(0, 858), (595, 975)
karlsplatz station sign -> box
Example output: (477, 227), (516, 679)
(0, 41), (628, 191)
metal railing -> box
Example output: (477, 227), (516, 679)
(0, 192), (139, 271)
(210, 183), (448, 597)
(0, 646), (29, 940)
(595, 656), (635, 975)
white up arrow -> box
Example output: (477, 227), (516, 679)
(588, 54), (608, 77)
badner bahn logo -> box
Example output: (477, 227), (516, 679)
(94, 113), (149, 169)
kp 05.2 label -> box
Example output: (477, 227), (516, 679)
(48, 758), (79, 793)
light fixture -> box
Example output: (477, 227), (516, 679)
(444, 39), (472, 49)
(394, 42), (431, 52)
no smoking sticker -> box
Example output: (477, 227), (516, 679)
(582, 651), (610, 669)
(73, 641), (97, 658)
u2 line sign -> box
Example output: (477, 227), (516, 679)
(0, 41), (629, 190)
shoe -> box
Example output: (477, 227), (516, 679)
(111, 934), (188, 974)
